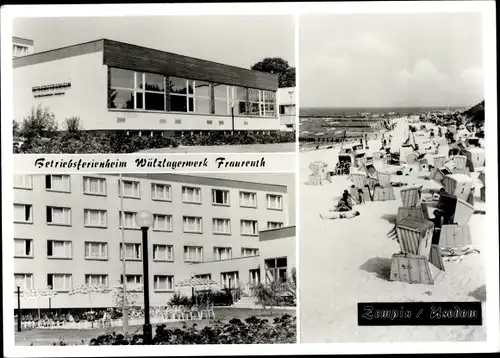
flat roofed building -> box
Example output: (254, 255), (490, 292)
(277, 87), (296, 131)
(13, 39), (281, 135)
(13, 37), (34, 58)
(13, 173), (291, 309)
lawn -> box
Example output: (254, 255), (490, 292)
(15, 308), (296, 346)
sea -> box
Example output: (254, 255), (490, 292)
(299, 106), (466, 141)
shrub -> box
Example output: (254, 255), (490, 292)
(88, 314), (296, 345)
(168, 293), (193, 307)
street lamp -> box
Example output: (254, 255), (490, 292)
(16, 285), (21, 332)
(135, 210), (153, 345)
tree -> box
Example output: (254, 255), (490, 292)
(20, 105), (58, 140)
(251, 58), (296, 88)
(250, 280), (286, 315)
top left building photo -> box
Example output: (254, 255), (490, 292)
(11, 15), (296, 154)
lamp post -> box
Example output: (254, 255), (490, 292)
(17, 286), (21, 332)
(135, 210), (154, 345)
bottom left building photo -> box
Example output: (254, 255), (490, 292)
(11, 172), (296, 345)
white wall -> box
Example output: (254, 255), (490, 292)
(14, 52), (107, 131)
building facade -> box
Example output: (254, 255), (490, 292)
(13, 173), (293, 309)
(12, 37), (34, 58)
(13, 39), (284, 135)
(277, 87), (296, 131)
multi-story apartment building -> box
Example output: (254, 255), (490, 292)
(12, 37), (34, 58)
(13, 173), (293, 309)
(13, 38), (284, 135)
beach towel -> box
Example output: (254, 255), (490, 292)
(440, 245), (480, 263)
(320, 211), (360, 220)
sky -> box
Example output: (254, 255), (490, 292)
(13, 16), (295, 68)
(300, 13), (484, 108)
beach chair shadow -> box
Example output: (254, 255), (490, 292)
(359, 257), (392, 281)
(469, 285), (486, 302)
(380, 213), (397, 225)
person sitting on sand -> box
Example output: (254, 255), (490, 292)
(333, 190), (355, 212)
(320, 210), (361, 220)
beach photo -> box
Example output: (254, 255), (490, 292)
(299, 12), (493, 343)
(11, 15), (296, 154)
(12, 173), (296, 345)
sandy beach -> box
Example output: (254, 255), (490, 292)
(299, 117), (486, 343)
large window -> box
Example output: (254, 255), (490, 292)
(85, 274), (108, 286)
(214, 83), (229, 115)
(83, 177), (106, 196)
(119, 211), (139, 229)
(212, 189), (230, 206)
(14, 238), (33, 258)
(14, 273), (33, 291)
(239, 192), (257, 207)
(182, 186), (201, 203)
(212, 218), (231, 235)
(214, 247), (232, 261)
(151, 183), (171, 201)
(184, 246), (203, 262)
(47, 274), (72, 291)
(153, 244), (174, 261)
(241, 220), (258, 236)
(46, 206), (72, 226)
(154, 275), (174, 291)
(14, 204), (33, 223)
(261, 90), (276, 117)
(242, 248), (259, 257)
(153, 214), (173, 232)
(249, 269), (261, 286)
(45, 175), (71, 192)
(84, 209), (107, 228)
(248, 88), (260, 116)
(13, 175), (32, 189)
(233, 86), (248, 115)
(265, 257), (288, 283)
(109, 68), (166, 111)
(183, 216), (202, 233)
(85, 242), (108, 260)
(118, 180), (140, 198)
(170, 77), (194, 112)
(266, 194), (283, 210)
(121, 275), (142, 287)
(47, 240), (72, 259)
(194, 80), (211, 114)
(120, 243), (141, 260)
(221, 271), (239, 289)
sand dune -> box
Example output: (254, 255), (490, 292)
(299, 118), (486, 343)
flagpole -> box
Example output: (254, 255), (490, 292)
(120, 173), (129, 331)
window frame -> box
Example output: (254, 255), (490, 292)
(183, 246), (203, 262)
(119, 211), (140, 230)
(46, 206), (72, 226)
(239, 191), (257, 208)
(47, 273), (72, 292)
(212, 218), (231, 235)
(13, 203), (33, 224)
(266, 194), (283, 211)
(153, 275), (175, 292)
(152, 244), (174, 262)
(183, 216), (203, 234)
(118, 179), (141, 199)
(267, 221), (284, 230)
(14, 238), (34, 258)
(45, 174), (71, 193)
(13, 175), (33, 190)
(47, 239), (73, 259)
(152, 214), (173, 232)
(84, 241), (109, 261)
(182, 186), (202, 204)
(83, 209), (108, 228)
(120, 242), (142, 261)
(85, 274), (109, 286)
(151, 183), (172, 202)
(213, 247), (232, 261)
(240, 219), (259, 236)
(14, 273), (34, 291)
(241, 247), (259, 257)
(212, 189), (230, 206)
(83, 176), (107, 196)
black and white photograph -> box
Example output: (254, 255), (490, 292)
(299, 11), (495, 343)
(11, 15), (296, 154)
(12, 173), (296, 345)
